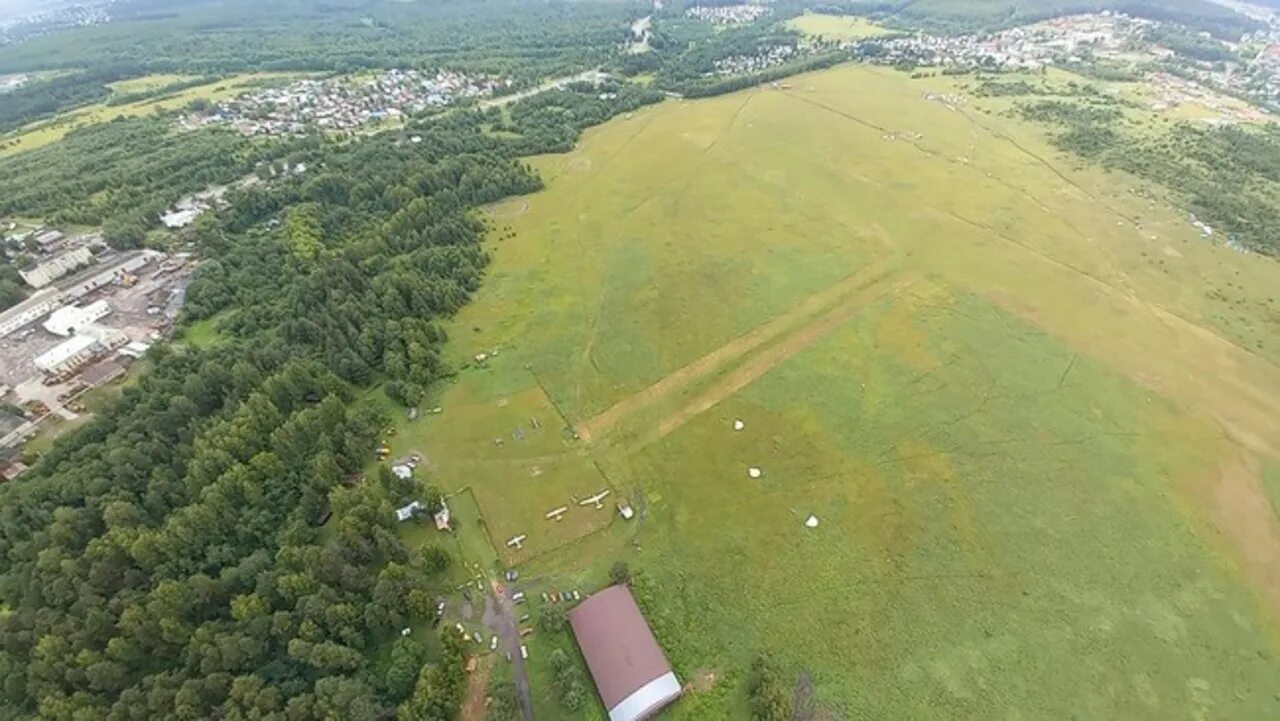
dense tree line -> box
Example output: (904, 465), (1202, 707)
(0, 81), (664, 721)
(0, 261), (26, 310)
(1145, 25), (1235, 63)
(0, 0), (644, 82)
(0, 68), (136, 133)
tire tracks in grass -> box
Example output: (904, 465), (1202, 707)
(577, 256), (900, 442)
(628, 271), (921, 452)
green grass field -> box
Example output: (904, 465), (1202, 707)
(379, 65), (1280, 718)
(786, 13), (893, 41)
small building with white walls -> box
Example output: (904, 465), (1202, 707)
(395, 501), (424, 522)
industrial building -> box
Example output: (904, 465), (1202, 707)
(0, 291), (64, 338)
(33, 325), (126, 375)
(34, 335), (99, 375)
(569, 585), (681, 721)
(32, 229), (65, 251)
(43, 300), (110, 337)
(19, 246), (94, 289)
(63, 251), (159, 300)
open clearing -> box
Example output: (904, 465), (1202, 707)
(786, 13), (894, 41)
(385, 64), (1280, 718)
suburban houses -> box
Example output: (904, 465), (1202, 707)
(183, 69), (513, 136)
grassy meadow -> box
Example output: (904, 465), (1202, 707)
(379, 64), (1280, 718)
(786, 13), (894, 41)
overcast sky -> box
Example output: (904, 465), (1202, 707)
(0, 0), (68, 23)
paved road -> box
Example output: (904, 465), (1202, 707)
(484, 583), (535, 721)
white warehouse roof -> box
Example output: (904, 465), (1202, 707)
(43, 300), (110, 337)
(35, 334), (98, 373)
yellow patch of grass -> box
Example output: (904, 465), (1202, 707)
(787, 13), (893, 41)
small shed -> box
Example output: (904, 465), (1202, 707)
(434, 501), (451, 531)
(395, 501), (424, 522)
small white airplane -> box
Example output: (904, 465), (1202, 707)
(545, 506), (568, 521)
(506, 534), (527, 549)
(578, 490), (610, 509)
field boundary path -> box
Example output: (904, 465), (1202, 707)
(577, 256), (900, 442)
(634, 271), (921, 451)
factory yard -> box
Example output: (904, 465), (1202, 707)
(0, 246), (194, 450)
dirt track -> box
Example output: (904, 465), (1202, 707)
(577, 257), (899, 442)
(483, 584), (535, 721)
(636, 272), (920, 450)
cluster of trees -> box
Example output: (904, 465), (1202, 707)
(0, 116), (307, 249)
(546, 649), (588, 711)
(0, 346), (465, 718)
(0, 68), (138, 132)
(0, 261), (26, 310)
(505, 80), (663, 153)
(484, 677), (521, 721)
(1018, 99), (1122, 126)
(747, 656), (793, 721)
(1145, 26), (1236, 63)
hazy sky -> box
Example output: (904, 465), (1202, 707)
(0, 0), (77, 19)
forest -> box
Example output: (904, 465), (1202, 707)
(0, 81), (661, 721)
(0, 68), (138, 133)
(0, 0), (641, 80)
